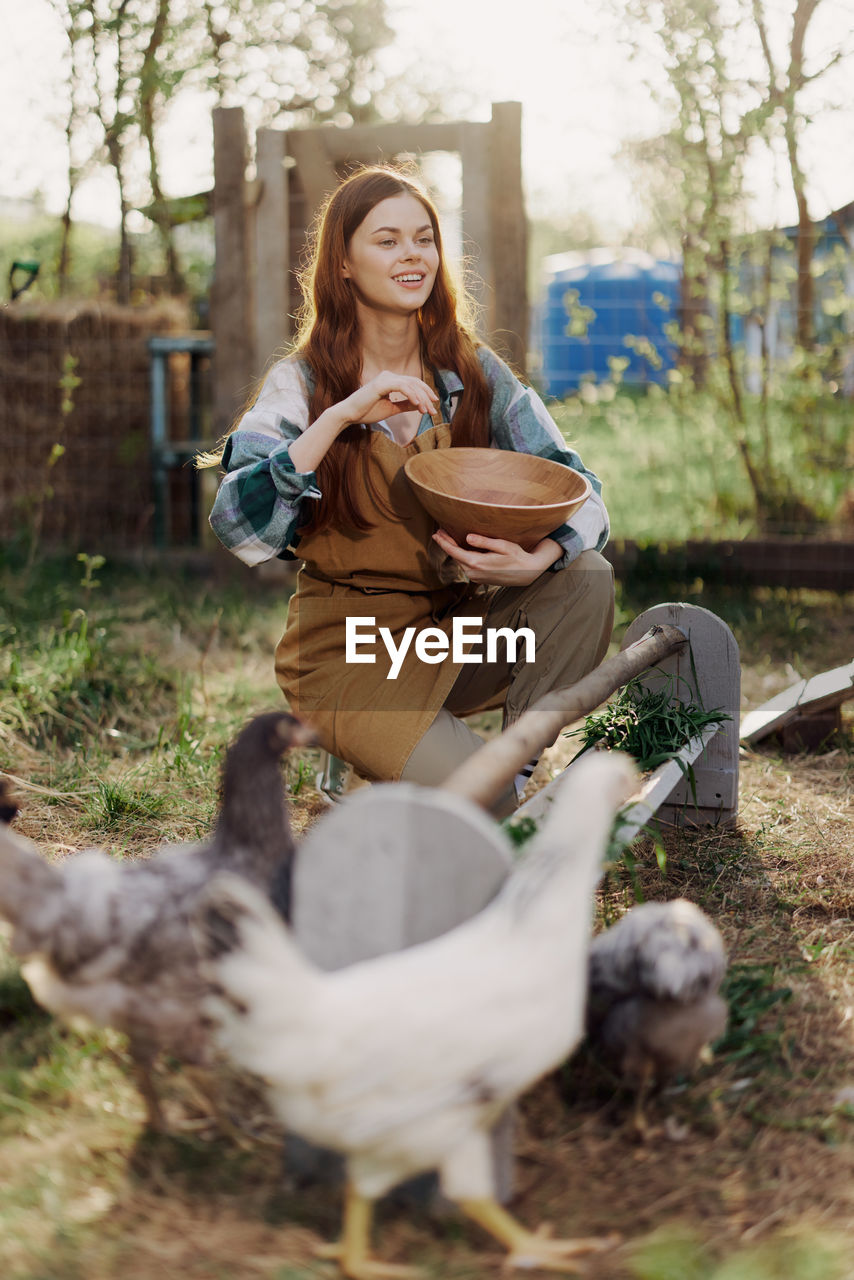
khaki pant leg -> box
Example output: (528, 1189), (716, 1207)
(399, 707), (518, 818)
(446, 549), (615, 728)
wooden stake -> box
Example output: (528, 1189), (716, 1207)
(441, 624), (687, 812)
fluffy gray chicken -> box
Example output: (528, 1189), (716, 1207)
(194, 751), (637, 1278)
(585, 899), (727, 1131)
(0, 711), (315, 1128)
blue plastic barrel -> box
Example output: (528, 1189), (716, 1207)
(537, 249), (681, 396)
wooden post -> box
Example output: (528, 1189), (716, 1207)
(286, 129), (340, 212)
(211, 107), (255, 436)
(621, 603), (740, 826)
(254, 127), (291, 373)
(459, 121), (494, 338)
(489, 102), (528, 373)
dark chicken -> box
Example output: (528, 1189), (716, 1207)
(0, 712), (315, 1127)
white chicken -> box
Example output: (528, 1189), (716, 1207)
(0, 711), (315, 1128)
(195, 750), (637, 1278)
(585, 898), (727, 1132)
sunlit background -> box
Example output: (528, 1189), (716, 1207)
(3, 0), (853, 262)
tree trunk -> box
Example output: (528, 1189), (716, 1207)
(787, 125), (815, 352)
(106, 133), (133, 305)
(140, 0), (186, 296)
(57, 194), (74, 296)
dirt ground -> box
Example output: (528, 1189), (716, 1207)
(1, 582), (852, 1280)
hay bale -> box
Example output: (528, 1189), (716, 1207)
(0, 298), (192, 551)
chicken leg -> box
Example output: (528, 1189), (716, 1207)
(314, 1182), (422, 1280)
(459, 1197), (620, 1274)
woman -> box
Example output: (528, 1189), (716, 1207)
(206, 165), (613, 815)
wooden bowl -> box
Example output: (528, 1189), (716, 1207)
(404, 447), (591, 551)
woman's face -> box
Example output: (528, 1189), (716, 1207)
(342, 193), (440, 317)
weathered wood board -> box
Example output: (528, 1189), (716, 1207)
(620, 603), (740, 827)
(740, 660), (854, 748)
(294, 784), (511, 969)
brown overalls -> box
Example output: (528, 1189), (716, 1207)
(274, 419), (614, 792)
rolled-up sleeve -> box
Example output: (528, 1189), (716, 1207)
(480, 347), (609, 568)
(209, 359), (322, 565)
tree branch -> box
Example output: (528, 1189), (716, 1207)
(441, 625), (688, 812)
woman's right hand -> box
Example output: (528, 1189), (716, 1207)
(288, 372), (439, 475)
(336, 372), (439, 428)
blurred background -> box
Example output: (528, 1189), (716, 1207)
(1, 0), (853, 556)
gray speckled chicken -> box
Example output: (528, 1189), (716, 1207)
(194, 751), (637, 1279)
(0, 711), (314, 1127)
(586, 898), (727, 1129)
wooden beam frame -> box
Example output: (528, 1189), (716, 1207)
(210, 103), (529, 425)
(211, 107), (255, 435)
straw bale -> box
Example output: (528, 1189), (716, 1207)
(0, 298), (193, 551)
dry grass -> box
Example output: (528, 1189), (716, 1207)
(1, 562), (852, 1279)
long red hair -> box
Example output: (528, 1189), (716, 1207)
(293, 165), (491, 534)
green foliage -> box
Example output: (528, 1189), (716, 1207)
(87, 779), (166, 829)
(30, 0), (395, 298)
(714, 963), (793, 1065)
(551, 381), (850, 541)
(0, 605), (112, 747)
(566, 675), (730, 770)
(503, 814), (539, 849)
(628, 1225), (848, 1280)
(562, 287), (596, 339)
(0, 210), (212, 302)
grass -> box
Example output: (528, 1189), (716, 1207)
(0, 550), (852, 1278)
(549, 382), (852, 542)
(565, 674), (731, 769)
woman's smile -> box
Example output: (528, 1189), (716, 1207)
(392, 270), (428, 292)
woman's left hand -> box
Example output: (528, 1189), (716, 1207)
(432, 529), (563, 587)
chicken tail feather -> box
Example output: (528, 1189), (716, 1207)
(193, 871), (319, 1045)
(0, 820), (62, 932)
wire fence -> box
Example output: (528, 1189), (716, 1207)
(0, 298), (203, 553)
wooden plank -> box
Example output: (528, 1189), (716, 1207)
(488, 102), (528, 372)
(512, 723), (716, 833)
(211, 107), (255, 436)
(620, 604), (740, 826)
(613, 723), (720, 843)
(459, 122), (493, 337)
(602, 538), (854, 591)
(443, 624), (687, 813)
(740, 660), (854, 745)
(285, 130), (340, 213)
(254, 128), (291, 372)
(309, 120), (464, 164)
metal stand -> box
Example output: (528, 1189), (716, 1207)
(148, 333), (214, 547)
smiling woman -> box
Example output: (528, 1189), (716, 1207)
(202, 164), (613, 816)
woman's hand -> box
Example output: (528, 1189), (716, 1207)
(339, 372), (439, 427)
(288, 372), (439, 474)
(432, 529), (563, 587)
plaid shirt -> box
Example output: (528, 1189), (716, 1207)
(209, 345), (609, 568)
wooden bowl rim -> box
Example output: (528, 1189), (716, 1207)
(404, 449), (591, 513)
